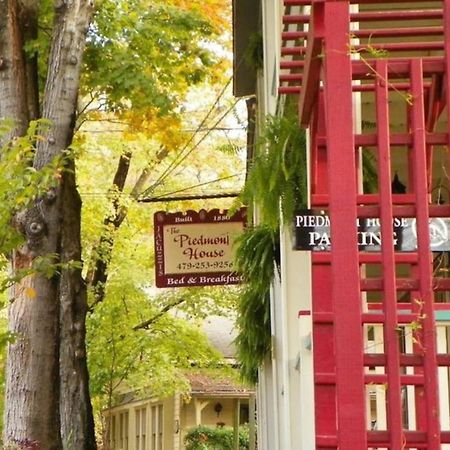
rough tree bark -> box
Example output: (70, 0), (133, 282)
(1, 2), (61, 447)
(1, 1), (96, 448)
(59, 160), (97, 450)
(0, 0), (30, 134)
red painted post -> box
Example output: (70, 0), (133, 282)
(410, 58), (441, 449)
(411, 263), (428, 433)
(444, 0), (450, 195)
(311, 94), (337, 449)
(375, 59), (404, 449)
(322, 2), (367, 448)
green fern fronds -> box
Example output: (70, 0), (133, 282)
(234, 225), (278, 384)
(242, 112), (307, 230)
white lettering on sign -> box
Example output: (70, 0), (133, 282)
(175, 216), (193, 223)
(308, 232), (331, 247)
(307, 231), (399, 247)
(167, 277), (186, 285)
(296, 215), (331, 228)
(294, 210), (450, 252)
(296, 214), (409, 230)
(198, 274), (244, 284)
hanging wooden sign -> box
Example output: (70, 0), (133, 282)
(154, 208), (246, 288)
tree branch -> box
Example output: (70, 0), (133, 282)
(86, 150), (132, 304)
(133, 297), (187, 331)
(87, 146), (169, 311)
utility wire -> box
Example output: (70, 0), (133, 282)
(139, 74), (237, 198)
(142, 173), (242, 201)
(79, 172), (243, 199)
(138, 192), (240, 203)
(143, 97), (241, 197)
(79, 126), (245, 134)
(182, 127), (245, 132)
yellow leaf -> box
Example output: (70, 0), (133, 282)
(25, 287), (37, 299)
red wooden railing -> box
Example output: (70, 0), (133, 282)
(282, 1), (450, 448)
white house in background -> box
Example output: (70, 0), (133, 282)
(105, 316), (255, 450)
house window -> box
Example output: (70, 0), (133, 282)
(119, 411), (129, 450)
(136, 407), (147, 450)
(240, 403), (250, 424)
(150, 404), (163, 450)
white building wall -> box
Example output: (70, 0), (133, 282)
(256, 0), (316, 448)
(281, 245), (314, 450)
(257, 358), (278, 450)
(270, 275), (291, 450)
(259, 206), (315, 450)
(256, 0), (283, 449)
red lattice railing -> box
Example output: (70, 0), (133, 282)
(282, 1), (450, 449)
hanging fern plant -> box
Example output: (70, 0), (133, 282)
(234, 225), (279, 384)
(234, 107), (307, 384)
(241, 111), (307, 228)
(245, 32), (264, 70)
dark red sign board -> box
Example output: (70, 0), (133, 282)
(154, 208), (246, 288)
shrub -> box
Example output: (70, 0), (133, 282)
(184, 424), (249, 450)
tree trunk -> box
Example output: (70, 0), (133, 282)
(59, 163), (97, 450)
(5, 268), (62, 449)
(21, 0), (40, 120)
(39, 2), (96, 447)
(1, 1), (61, 448)
(2, 1), (96, 448)
(0, 0), (31, 134)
